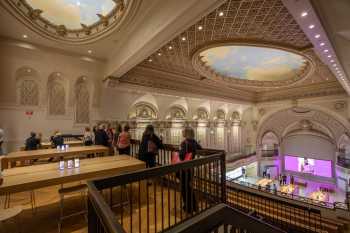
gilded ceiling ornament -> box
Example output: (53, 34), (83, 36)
(28, 9), (42, 20)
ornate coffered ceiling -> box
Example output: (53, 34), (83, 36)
(1, 0), (134, 44)
(118, 0), (345, 102)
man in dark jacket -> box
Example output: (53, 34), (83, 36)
(52, 132), (64, 148)
(94, 125), (109, 147)
(25, 132), (39, 150)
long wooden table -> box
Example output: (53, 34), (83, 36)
(1, 145), (109, 170)
(0, 156), (145, 195)
(20, 140), (84, 150)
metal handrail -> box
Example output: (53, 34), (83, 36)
(163, 203), (286, 233)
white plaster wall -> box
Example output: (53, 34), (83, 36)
(0, 42), (105, 153)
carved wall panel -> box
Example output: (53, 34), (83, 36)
(48, 75), (65, 115)
(19, 80), (39, 106)
(75, 78), (90, 124)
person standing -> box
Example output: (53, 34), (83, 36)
(138, 125), (163, 168)
(106, 124), (114, 155)
(113, 124), (122, 155)
(117, 125), (131, 155)
(95, 125), (109, 147)
(83, 127), (94, 146)
(25, 132), (39, 150)
(0, 126), (4, 155)
(179, 127), (201, 213)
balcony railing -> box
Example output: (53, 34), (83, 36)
(163, 203), (286, 233)
(87, 151), (227, 233)
(337, 155), (350, 169)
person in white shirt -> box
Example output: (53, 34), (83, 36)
(0, 127), (4, 155)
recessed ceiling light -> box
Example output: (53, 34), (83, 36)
(308, 24), (315, 29)
(57, 73), (61, 76)
(327, 55), (332, 58)
(198, 25), (203, 30)
(23, 34), (28, 39)
(301, 11), (308, 17)
(168, 46), (173, 50)
(181, 37), (186, 41)
(148, 58), (152, 62)
(314, 34), (320, 39)
(219, 11), (224, 17)
(333, 64), (337, 67)
(335, 67), (339, 70)
(320, 42), (325, 46)
(323, 49), (328, 53)
(88, 50), (92, 54)
(157, 52), (162, 56)
(330, 60), (334, 63)
(27, 69), (31, 73)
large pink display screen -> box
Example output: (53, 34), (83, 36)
(284, 155), (332, 178)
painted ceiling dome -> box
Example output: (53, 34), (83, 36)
(26, 0), (118, 29)
(4, 0), (136, 43)
(192, 43), (314, 88)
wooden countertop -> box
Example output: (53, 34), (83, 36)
(1, 145), (109, 169)
(0, 155), (145, 194)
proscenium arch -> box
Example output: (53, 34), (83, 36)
(256, 107), (348, 146)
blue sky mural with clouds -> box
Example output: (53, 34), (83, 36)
(27, 0), (116, 29)
(200, 46), (306, 81)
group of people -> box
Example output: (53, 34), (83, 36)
(24, 131), (65, 151)
(279, 173), (294, 186)
(19, 123), (202, 214)
(85, 124), (132, 155)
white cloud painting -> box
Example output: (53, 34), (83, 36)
(200, 46), (306, 81)
(26, 0), (116, 29)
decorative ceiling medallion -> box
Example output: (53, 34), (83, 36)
(192, 41), (315, 88)
(3, 0), (137, 44)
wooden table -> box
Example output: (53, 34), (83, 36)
(20, 140), (84, 150)
(1, 145), (109, 170)
(0, 156), (145, 194)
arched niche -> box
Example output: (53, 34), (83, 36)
(338, 134), (350, 153)
(15, 67), (40, 106)
(215, 109), (226, 121)
(75, 76), (90, 124)
(230, 111), (241, 122)
(47, 72), (66, 116)
(128, 102), (158, 120)
(166, 105), (187, 120)
(194, 107), (209, 121)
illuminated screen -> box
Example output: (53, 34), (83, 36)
(284, 155), (332, 178)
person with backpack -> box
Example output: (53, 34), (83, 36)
(117, 125), (131, 155)
(179, 127), (202, 213)
(138, 125), (163, 168)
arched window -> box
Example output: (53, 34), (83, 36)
(48, 73), (65, 115)
(75, 77), (90, 124)
(16, 67), (40, 106)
